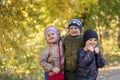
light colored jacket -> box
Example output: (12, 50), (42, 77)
(39, 40), (64, 72)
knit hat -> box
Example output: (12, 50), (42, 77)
(44, 25), (60, 38)
(83, 29), (98, 43)
(68, 18), (82, 31)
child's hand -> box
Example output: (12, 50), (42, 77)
(94, 47), (99, 53)
(52, 67), (60, 73)
(88, 45), (94, 52)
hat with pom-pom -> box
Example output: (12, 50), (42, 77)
(68, 18), (82, 31)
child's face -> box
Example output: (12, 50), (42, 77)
(69, 26), (80, 36)
(85, 38), (97, 48)
(46, 31), (59, 44)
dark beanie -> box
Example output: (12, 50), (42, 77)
(68, 18), (82, 31)
(83, 29), (98, 43)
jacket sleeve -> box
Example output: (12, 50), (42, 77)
(95, 52), (105, 68)
(78, 49), (95, 67)
(39, 47), (53, 72)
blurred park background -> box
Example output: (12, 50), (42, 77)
(0, 0), (120, 80)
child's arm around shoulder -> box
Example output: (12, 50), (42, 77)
(61, 34), (69, 41)
(39, 46), (53, 72)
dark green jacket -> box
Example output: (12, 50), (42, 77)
(63, 35), (84, 72)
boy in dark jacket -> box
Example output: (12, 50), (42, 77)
(75, 29), (105, 80)
(63, 18), (84, 80)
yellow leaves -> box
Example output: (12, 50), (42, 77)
(21, 10), (28, 17)
(100, 11), (105, 16)
(2, 0), (12, 5)
(110, 16), (119, 28)
(35, 25), (40, 30)
(80, 0), (98, 4)
(22, 21), (27, 26)
(25, 70), (30, 74)
(40, 7), (46, 12)
(29, 4), (34, 8)
(22, 0), (29, 3)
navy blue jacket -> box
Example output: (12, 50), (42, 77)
(75, 48), (105, 80)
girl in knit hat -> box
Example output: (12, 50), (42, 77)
(75, 29), (105, 80)
(39, 26), (64, 80)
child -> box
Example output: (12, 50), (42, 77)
(63, 18), (84, 80)
(39, 26), (64, 80)
(75, 29), (105, 80)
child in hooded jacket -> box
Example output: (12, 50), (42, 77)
(39, 26), (64, 80)
(75, 29), (105, 80)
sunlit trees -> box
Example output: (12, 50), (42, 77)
(0, 0), (120, 79)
